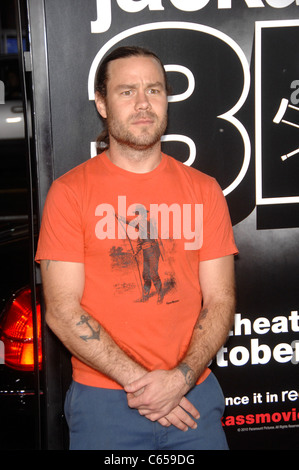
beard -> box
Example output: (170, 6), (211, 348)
(106, 110), (168, 151)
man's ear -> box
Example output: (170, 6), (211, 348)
(95, 91), (107, 119)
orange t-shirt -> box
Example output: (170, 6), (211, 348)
(35, 153), (238, 389)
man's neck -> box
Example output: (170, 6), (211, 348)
(106, 141), (162, 174)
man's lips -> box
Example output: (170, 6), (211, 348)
(131, 113), (156, 125)
(133, 119), (153, 125)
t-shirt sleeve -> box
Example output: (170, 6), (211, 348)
(35, 179), (85, 263)
(199, 178), (238, 261)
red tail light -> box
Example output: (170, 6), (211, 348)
(0, 286), (42, 371)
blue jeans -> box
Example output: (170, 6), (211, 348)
(64, 372), (228, 450)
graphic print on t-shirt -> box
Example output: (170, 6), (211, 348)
(110, 206), (178, 304)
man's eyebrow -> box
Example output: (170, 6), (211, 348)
(115, 81), (165, 90)
(115, 84), (137, 91)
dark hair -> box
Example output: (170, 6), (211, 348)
(94, 46), (170, 154)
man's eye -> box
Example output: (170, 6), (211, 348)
(148, 89), (159, 94)
(121, 90), (132, 96)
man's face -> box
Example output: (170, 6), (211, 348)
(96, 55), (168, 151)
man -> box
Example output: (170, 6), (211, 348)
(35, 46), (238, 450)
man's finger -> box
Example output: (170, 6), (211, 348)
(179, 396), (200, 420)
(172, 405), (199, 429)
(157, 417), (171, 427)
(160, 408), (191, 432)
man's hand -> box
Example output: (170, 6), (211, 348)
(125, 369), (200, 430)
(157, 400), (200, 432)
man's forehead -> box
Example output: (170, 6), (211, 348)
(107, 55), (165, 84)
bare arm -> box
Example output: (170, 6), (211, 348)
(126, 254), (236, 420)
(41, 259), (199, 430)
(177, 254), (236, 384)
(41, 259), (147, 386)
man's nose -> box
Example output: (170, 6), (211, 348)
(135, 90), (151, 110)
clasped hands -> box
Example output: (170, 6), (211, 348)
(124, 369), (200, 431)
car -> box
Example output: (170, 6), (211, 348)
(0, 286), (42, 450)
(0, 1), (72, 449)
(0, 8), (42, 447)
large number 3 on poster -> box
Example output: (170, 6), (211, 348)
(88, 22), (251, 197)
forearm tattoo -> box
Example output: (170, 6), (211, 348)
(76, 314), (101, 342)
(177, 362), (196, 388)
(195, 307), (208, 330)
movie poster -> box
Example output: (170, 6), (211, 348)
(32, 0), (299, 449)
